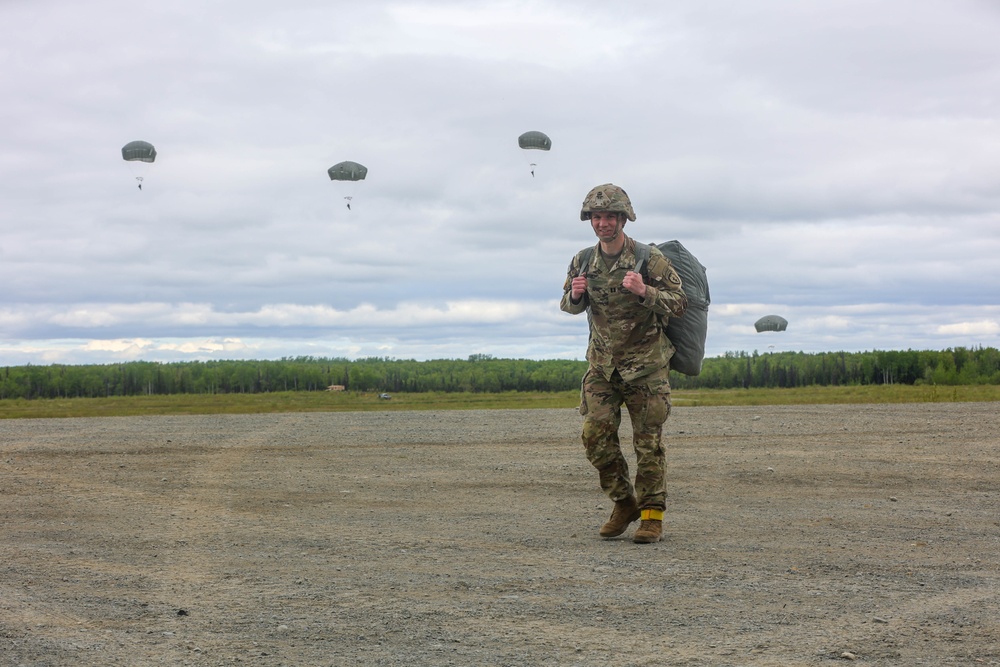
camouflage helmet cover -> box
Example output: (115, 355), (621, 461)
(580, 183), (636, 222)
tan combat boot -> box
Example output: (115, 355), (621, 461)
(633, 509), (664, 544)
(599, 496), (641, 538)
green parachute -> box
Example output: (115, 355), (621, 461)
(328, 161), (368, 210)
(517, 131), (551, 177)
(121, 140), (156, 190)
(754, 315), (788, 333)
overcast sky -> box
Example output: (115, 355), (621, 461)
(3, 0), (999, 366)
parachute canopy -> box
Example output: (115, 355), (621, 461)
(518, 131), (551, 151)
(659, 240), (710, 376)
(122, 140), (156, 163)
(755, 315), (788, 333)
(327, 161), (368, 181)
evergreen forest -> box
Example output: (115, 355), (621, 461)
(2, 347), (999, 400)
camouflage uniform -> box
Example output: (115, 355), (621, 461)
(560, 235), (688, 511)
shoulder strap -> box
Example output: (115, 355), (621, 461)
(578, 246), (595, 275)
(579, 243), (651, 276)
(633, 242), (651, 278)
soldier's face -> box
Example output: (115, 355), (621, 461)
(590, 211), (622, 241)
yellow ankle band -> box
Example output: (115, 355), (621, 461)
(640, 509), (664, 521)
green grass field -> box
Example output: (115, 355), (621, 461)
(2, 384), (999, 419)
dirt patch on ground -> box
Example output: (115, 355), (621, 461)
(2, 403), (999, 666)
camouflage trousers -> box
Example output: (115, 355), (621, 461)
(580, 367), (671, 511)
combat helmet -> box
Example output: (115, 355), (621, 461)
(580, 183), (636, 222)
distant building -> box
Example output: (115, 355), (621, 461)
(327, 385), (346, 392)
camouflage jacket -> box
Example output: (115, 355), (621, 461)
(560, 236), (688, 383)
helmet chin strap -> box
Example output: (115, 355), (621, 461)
(590, 214), (627, 248)
(601, 219), (626, 243)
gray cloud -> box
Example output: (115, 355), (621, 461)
(2, 0), (999, 365)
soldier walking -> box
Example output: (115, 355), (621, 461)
(560, 184), (688, 543)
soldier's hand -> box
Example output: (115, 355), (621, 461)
(571, 275), (588, 301)
(622, 271), (648, 297)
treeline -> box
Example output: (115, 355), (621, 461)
(0, 354), (586, 400)
(669, 346), (1000, 390)
(2, 348), (998, 400)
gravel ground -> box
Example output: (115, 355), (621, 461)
(2, 402), (999, 666)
